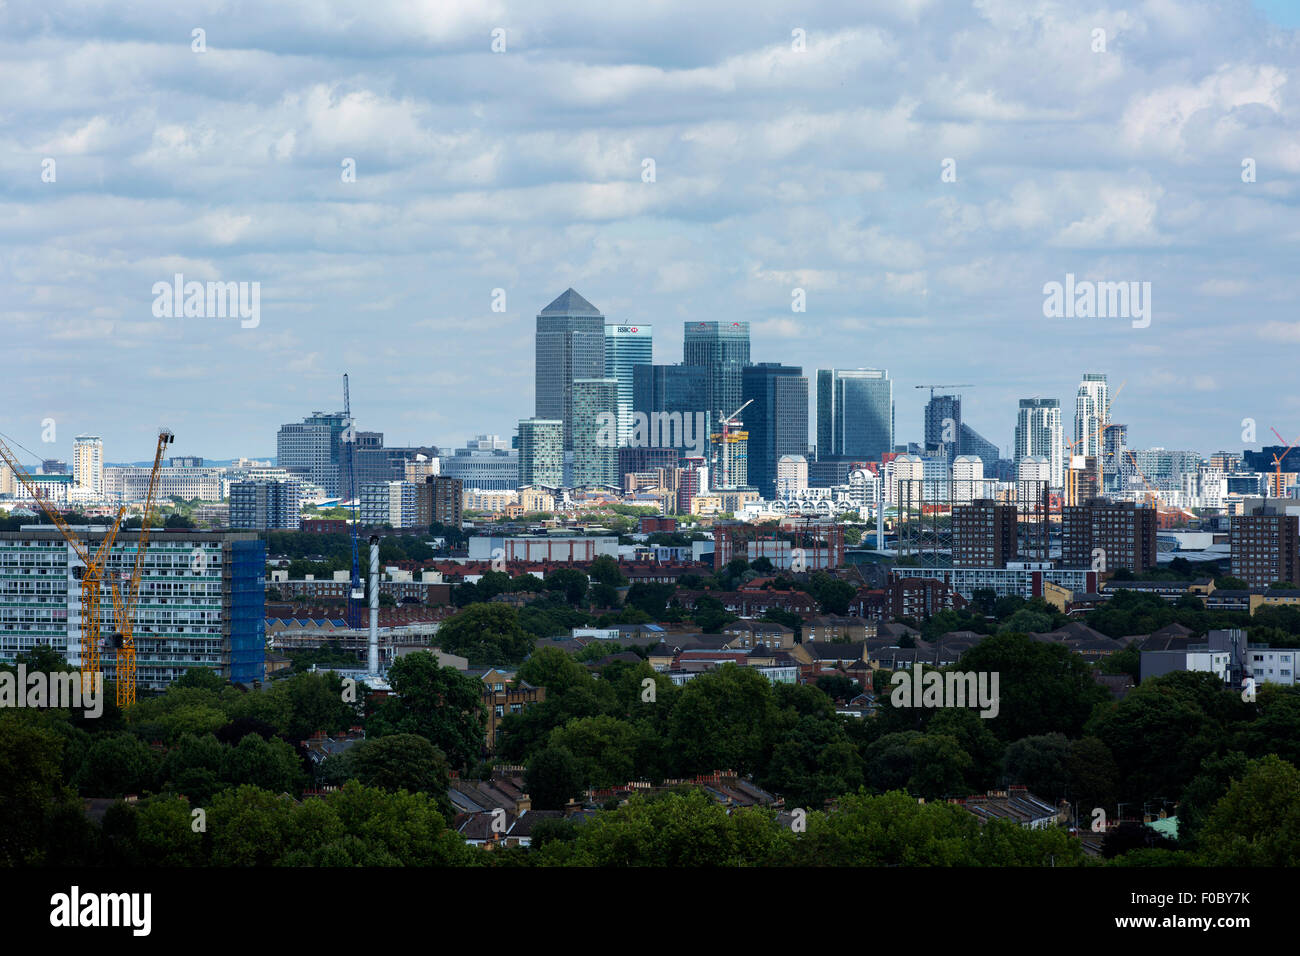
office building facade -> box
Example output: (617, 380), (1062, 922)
(742, 363), (808, 500)
(924, 395), (961, 458)
(536, 289), (606, 450)
(683, 320), (750, 421)
(278, 411), (349, 497)
(817, 368), (894, 462)
(604, 324), (653, 447)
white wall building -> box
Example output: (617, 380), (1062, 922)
(73, 435), (104, 497)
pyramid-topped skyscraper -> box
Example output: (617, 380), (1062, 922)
(536, 289), (606, 451)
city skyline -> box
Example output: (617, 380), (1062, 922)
(6, 2), (1300, 460)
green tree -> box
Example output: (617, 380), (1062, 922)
(345, 734), (454, 816)
(588, 555), (627, 587)
(160, 733), (226, 804)
(1000, 733), (1071, 802)
(957, 633), (1109, 741)
(1199, 755), (1300, 866)
(368, 653), (486, 771)
(434, 604), (534, 665)
(667, 665), (777, 776)
(74, 732), (160, 797)
(543, 568), (590, 605)
(548, 716), (643, 789)
(208, 785), (296, 865)
(526, 745), (586, 810)
(0, 716), (88, 865)
(221, 733), (305, 794)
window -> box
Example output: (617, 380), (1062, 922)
(494, 704), (504, 718)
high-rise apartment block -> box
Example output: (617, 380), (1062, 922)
(571, 378), (619, 489)
(1014, 398), (1063, 488)
(535, 289), (606, 451)
(73, 435), (103, 497)
(0, 528), (265, 687)
(518, 419), (564, 489)
(229, 479), (302, 531)
(1231, 500), (1300, 589)
(952, 499), (1018, 568)
(1061, 498), (1158, 573)
(1074, 373), (1108, 457)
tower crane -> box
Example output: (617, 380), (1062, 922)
(107, 428), (173, 707)
(913, 384), (975, 401)
(1267, 427), (1300, 498)
(0, 430), (126, 694)
(710, 399), (752, 490)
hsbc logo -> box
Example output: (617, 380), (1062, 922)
(615, 326), (642, 333)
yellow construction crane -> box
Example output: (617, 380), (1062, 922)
(108, 429), (174, 707)
(0, 432), (126, 694)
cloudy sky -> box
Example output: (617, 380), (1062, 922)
(3, 0), (1299, 464)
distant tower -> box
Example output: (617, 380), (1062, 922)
(604, 323), (653, 447)
(536, 289), (606, 451)
(1075, 373), (1109, 458)
(73, 435), (103, 496)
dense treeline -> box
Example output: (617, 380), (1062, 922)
(4, 633), (1298, 866)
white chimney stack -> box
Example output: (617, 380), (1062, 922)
(368, 535), (380, 674)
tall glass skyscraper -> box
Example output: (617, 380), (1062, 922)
(683, 320), (750, 419)
(816, 368), (894, 461)
(517, 418), (564, 489)
(924, 394), (961, 458)
(571, 379), (619, 489)
(742, 363), (808, 499)
(604, 323), (653, 447)
(535, 289), (606, 450)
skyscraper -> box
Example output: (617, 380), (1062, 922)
(518, 418), (564, 489)
(742, 363), (808, 499)
(278, 411), (349, 497)
(1075, 373), (1109, 458)
(72, 434), (103, 497)
(535, 289), (606, 450)
(816, 368), (894, 461)
(1103, 423), (1129, 492)
(604, 324), (653, 447)
(571, 378), (619, 489)
(683, 320), (750, 420)
(1014, 398), (1064, 488)
(924, 395), (961, 458)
